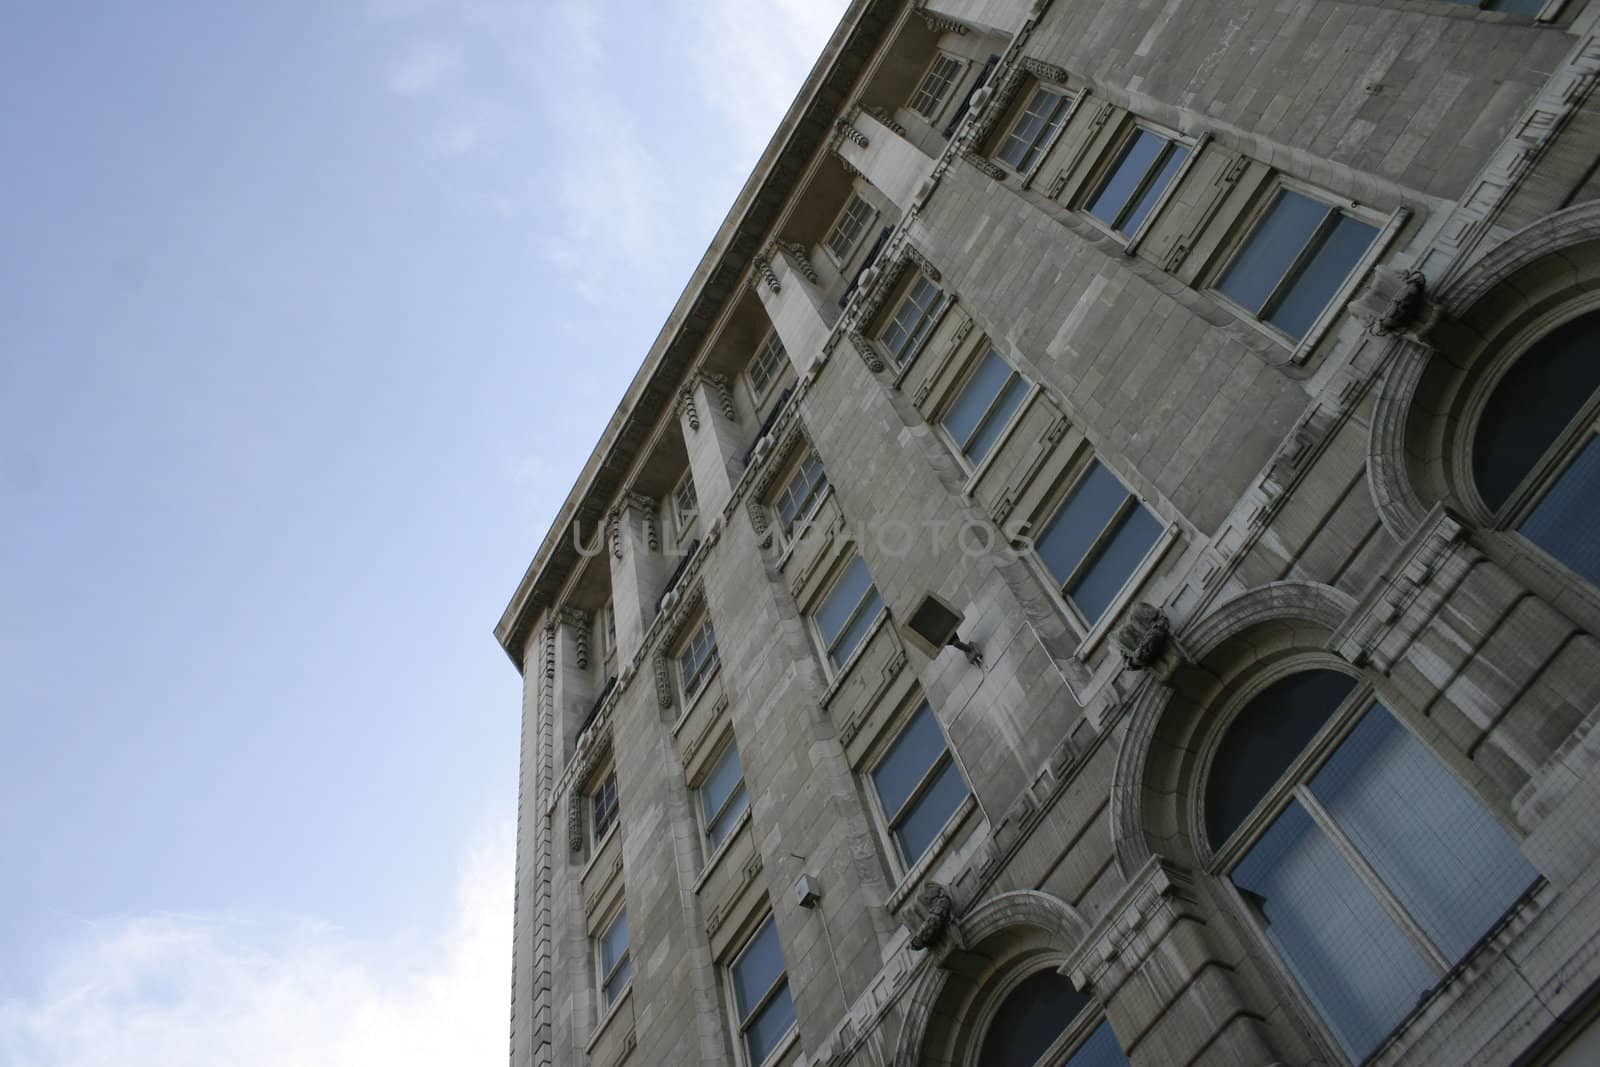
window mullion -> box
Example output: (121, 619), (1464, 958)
(1114, 140), (1170, 231)
(1295, 785), (1452, 973)
(1258, 207), (1336, 319)
(889, 749), (952, 828)
(1061, 493), (1136, 593)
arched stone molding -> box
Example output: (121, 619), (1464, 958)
(892, 890), (1090, 1067)
(1368, 202), (1600, 540)
(1108, 581), (1355, 878)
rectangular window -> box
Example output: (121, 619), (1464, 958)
(1034, 460), (1163, 626)
(825, 194), (876, 262)
(1448, 0), (1546, 11)
(1215, 187), (1379, 341)
(773, 448), (830, 539)
(880, 274), (945, 364)
(592, 770), (619, 841)
(814, 555), (884, 670)
(602, 601), (617, 662)
(701, 743), (750, 851)
(910, 54), (963, 121)
(996, 86), (1073, 174)
(872, 703), (970, 866)
(942, 350), (1029, 466)
(597, 910), (633, 1009)
(674, 473), (699, 532)
(730, 915), (796, 1067)
(1086, 127), (1190, 238)
(748, 330), (787, 400)
(678, 616), (720, 702)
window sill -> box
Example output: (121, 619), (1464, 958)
(585, 982), (633, 1053)
(774, 485), (838, 572)
(672, 663), (723, 737)
(960, 385), (1044, 497)
(580, 821), (622, 883)
(693, 806), (754, 894)
(886, 794), (982, 912)
(821, 609), (891, 710)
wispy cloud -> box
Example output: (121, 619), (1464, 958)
(385, 41), (461, 97)
(0, 826), (511, 1067)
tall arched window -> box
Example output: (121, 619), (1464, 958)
(1205, 668), (1537, 1063)
(976, 969), (1128, 1067)
(1471, 308), (1600, 586)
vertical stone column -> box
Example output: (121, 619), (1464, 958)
(608, 494), (672, 663)
(1065, 859), (1285, 1067)
(512, 618), (558, 1067)
(755, 253), (835, 378)
(556, 608), (599, 761)
(834, 109), (937, 213)
(678, 373), (745, 520)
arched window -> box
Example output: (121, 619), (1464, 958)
(1471, 308), (1600, 586)
(976, 969), (1128, 1067)
(1204, 669), (1538, 1063)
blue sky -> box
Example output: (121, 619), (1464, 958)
(0, 2), (846, 1061)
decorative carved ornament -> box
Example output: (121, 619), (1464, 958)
(774, 240), (818, 284)
(751, 254), (781, 294)
(834, 117), (870, 148)
(1112, 603), (1169, 672)
(862, 104), (905, 137)
(908, 880), (955, 950)
(679, 386), (700, 431)
(1349, 267), (1438, 340)
(559, 607), (593, 670)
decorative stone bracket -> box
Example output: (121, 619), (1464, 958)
(1349, 267), (1439, 341)
(908, 881), (956, 950)
(559, 606), (593, 670)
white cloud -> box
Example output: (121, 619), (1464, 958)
(386, 41), (461, 97)
(0, 826), (512, 1067)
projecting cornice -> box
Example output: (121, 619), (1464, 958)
(494, 0), (903, 670)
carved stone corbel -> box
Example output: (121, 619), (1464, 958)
(1019, 57), (1070, 85)
(559, 607), (593, 670)
(903, 245), (941, 283)
(963, 151), (1006, 181)
(620, 491), (659, 551)
(653, 649), (674, 710)
(909, 881), (955, 950)
(862, 104), (905, 137)
(848, 330), (885, 373)
(835, 118), (870, 148)
(1113, 603), (1171, 674)
(607, 508), (624, 559)
(566, 791), (584, 854)
(697, 372), (738, 423)
(679, 386), (701, 431)
(915, 3), (969, 34)
(747, 500), (773, 549)
(751, 254), (781, 294)
(1350, 267), (1439, 341)
(775, 240), (818, 284)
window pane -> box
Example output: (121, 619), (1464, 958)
(732, 918), (785, 1020)
(1087, 129), (1166, 229)
(1521, 433), (1600, 585)
(1473, 310), (1600, 512)
(1266, 212), (1377, 340)
(1066, 1019), (1131, 1067)
(1068, 502), (1161, 624)
(745, 982), (795, 1065)
(943, 351), (1014, 448)
(871, 704), (946, 820)
(702, 746), (744, 825)
(978, 970), (1092, 1067)
(816, 556), (876, 653)
(829, 586), (883, 667)
(1487, 0), (1547, 12)
(600, 912), (628, 972)
(1035, 462), (1128, 587)
(1232, 802), (1438, 1063)
(1205, 669), (1356, 846)
(1217, 189), (1326, 314)
(895, 757), (970, 863)
(1119, 143), (1187, 237)
(965, 374), (1027, 465)
(603, 955), (633, 1004)
(707, 783), (749, 849)
(1311, 705), (1536, 961)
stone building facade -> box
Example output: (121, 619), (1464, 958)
(495, 1), (1600, 1064)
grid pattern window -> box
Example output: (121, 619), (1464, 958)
(592, 771), (619, 841)
(910, 54), (963, 121)
(996, 86), (1073, 174)
(1086, 127), (1190, 238)
(730, 916), (796, 1067)
(814, 554), (884, 670)
(674, 474), (699, 531)
(1472, 310), (1600, 588)
(942, 349), (1029, 466)
(1034, 461), (1162, 626)
(773, 448), (830, 539)
(825, 195), (876, 262)
(748, 330), (787, 400)
(871, 703), (970, 866)
(977, 969), (1129, 1067)
(700, 744), (750, 851)
(880, 274), (944, 364)
(1215, 187), (1378, 341)
(1206, 671), (1537, 1063)
(677, 617), (720, 702)
(597, 910), (633, 1009)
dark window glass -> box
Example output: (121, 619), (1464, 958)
(1088, 130), (1166, 228)
(978, 970), (1092, 1067)
(1204, 670), (1356, 846)
(1266, 212), (1377, 340)
(702, 745), (750, 850)
(896, 757), (970, 863)
(1035, 461), (1161, 624)
(1472, 310), (1600, 512)
(1218, 189), (1327, 313)
(1036, 463), (1127, 585)
(732, 917), (795, 1065)
(1521, 433), (1600, 584)
(1065, 1020), (1131, 1067)
(1069, 503), (1162, 624)
(1120, 144), (1188, 237)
